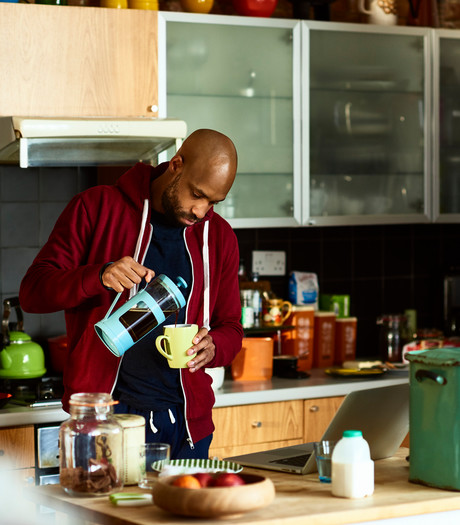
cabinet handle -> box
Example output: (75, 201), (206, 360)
(0, 449), (4, 457)
(309, 405), (319, 412)
(251, 421), (262, 428)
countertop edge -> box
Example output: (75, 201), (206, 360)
(0, 369), (409, 427)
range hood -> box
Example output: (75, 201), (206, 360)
(0, 117), (187, 168)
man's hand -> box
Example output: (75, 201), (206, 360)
(186, 327), (215, 373)
(101, 256), (155, 293)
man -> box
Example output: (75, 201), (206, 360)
(19, 129), (243, 459)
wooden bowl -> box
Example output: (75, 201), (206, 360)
(152, 473), (275, 519)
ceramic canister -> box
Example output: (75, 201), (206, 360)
(232, 337), (274, 381)
(281, 305), (315, 371)
(313, 311), (336, 368)
(334, 317), (357, 366)
(113, 414), (146, 485)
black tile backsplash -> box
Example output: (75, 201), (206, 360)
(1, 164), (459, 362)
(0, 165), (98, 341)
(235, 223), (460, 359)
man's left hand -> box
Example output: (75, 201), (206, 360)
(186, 327), (215, 373)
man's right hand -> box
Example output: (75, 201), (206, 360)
(101, 256), (155, 293)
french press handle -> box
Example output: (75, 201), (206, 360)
(2, 296), (24, 349)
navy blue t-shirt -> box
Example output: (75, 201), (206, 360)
(114, 210), (192, 411)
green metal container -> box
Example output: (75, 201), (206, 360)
(406, 347), (460, 491)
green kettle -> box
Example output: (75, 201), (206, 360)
(0, 297), (46, 379)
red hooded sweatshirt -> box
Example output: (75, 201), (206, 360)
(19, 162), (243, 445)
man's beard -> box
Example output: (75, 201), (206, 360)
(161, 176), (202, 228)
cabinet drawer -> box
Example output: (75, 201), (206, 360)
(304, 396), (345, 442)
(212, 400), (303, 449)
(0, 425), (35, 470)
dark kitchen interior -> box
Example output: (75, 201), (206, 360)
(1, 165), (459, 366)
(237, 223), (460, 358)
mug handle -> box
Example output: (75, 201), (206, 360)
(281, 301), (293, 324)
(155, 335), (173, 360)
(358, 0), (371, 14)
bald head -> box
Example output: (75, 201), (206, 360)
(177, 129), (238, 195)
(150, 129), (238, 226)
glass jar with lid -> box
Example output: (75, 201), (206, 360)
(377, 314), (410, 363)
(59, 393), (124, 497)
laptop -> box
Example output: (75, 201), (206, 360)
(225, 382), (409, 475)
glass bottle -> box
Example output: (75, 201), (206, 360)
(59, 393), (124, 497)
(240, 289), (255, 329)
(377, 314), (410, 363)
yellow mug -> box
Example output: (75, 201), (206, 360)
(155, 324), (198, 368)
(262, 299), (293, 327)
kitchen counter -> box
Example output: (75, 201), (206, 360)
(0, 368), (408, 428)
(24, 449), (460, 525)
(213, 368), (409, 408)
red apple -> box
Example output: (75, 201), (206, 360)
(192, 472), (214, 488)
(213, 472), (245, 487)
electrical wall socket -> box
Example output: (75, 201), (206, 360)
(252, 250), (286, 276)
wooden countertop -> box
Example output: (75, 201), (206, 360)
(26, 449), (460, 525)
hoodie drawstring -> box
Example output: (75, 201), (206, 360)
(149, 411), (158, 434)
(202, 220), (210, 330)
(149, 409), (177, 434)
(130, 199), (150, 299)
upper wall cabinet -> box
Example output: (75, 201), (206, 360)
(0, 4), (159, 118)
(433, 30), (460, 222)
(303, 22), (432, 226)
(161, 12), (302, 228)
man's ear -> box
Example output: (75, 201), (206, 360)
(169, 154), (184, 173)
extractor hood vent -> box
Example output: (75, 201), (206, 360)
(0, 117), (187, 168)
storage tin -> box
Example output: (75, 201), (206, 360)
(281, 305), (315, 371)
(113, 414), (145, 485)
(406, 347), (460, 490)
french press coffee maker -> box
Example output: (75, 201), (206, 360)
(95, 274), (187, 357)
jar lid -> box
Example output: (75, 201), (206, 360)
(113, 414), (146, 428)
(336, 317), (357, 323)
(291, 305), (315, 312)
(314, 311), (336, 317)
(377, 314), (407, 323)
(406, 346), (460, 366)
(69, 392), (117, 407)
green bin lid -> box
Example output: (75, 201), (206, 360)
(406, 346), (460, 366)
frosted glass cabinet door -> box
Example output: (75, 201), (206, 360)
(435, 31), (460, 220)
(304, 23), (431, 226)
(163, 13), (301, 228)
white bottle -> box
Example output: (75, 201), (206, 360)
(331, 429), (374, 499)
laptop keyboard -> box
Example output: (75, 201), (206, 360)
(269, 453), (311, 467)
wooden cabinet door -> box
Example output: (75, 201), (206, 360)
(211, 400), (303, 450)
(0, 425), (35, 470)
(304, 396), (345, 442)
(0, 4), (158, 118)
